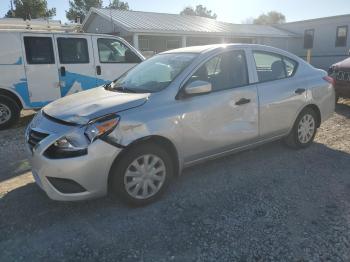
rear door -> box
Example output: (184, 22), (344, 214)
(91, 36), (142, 84)
(54, 34), (97, 97)
(250, 49), (306, 138)
(22, 33), (61, 105)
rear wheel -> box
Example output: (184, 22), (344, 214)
(110, 143), (174, 206)
(0, 96), (20, 130)
(285, 107), (318, 149)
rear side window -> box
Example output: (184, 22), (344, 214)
(57, 38), (89, 64)
(253, 51), (297, 82)
(188, 50), (249, 92)
(24, 37), (55, 64)
(97, 38), (141, 63)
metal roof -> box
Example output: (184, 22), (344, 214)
(84, 8), (298, 38)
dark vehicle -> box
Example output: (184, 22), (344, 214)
(329, 57), (350, 101)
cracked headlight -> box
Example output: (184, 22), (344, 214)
(85, 114), (120, 143)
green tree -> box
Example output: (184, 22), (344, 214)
(253, 11), (286, 25)
(66, 0), (102, 22)
(5, 0), (56, 19)
(108, 0), (129, 10)
(180, 5), (217, 19)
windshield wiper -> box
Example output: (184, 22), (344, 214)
(114, 86), (137, 93)
(103, 82), (114, 90)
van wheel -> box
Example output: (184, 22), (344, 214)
(0, 96), (20, 130)
(285, 107), (318, 149)
(110, 143), (174, 206)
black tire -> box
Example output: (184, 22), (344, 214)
(0, 95), (20, 130)
(285, 107), (318, 149)
(109, 143), (174, 206)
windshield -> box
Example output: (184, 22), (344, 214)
(109, 53), (197, 93)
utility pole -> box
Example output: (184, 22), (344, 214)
(109, 0), (115, 34)
(10, 0), (15, 16)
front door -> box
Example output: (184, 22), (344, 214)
(91, 36), (142, 84)
(179, 50), (259, 163)
(22, 34), (61, 106)
(54, 34), (97, 97)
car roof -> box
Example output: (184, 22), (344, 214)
(162, 43), (304, 63)
(162, 44), (240, 54)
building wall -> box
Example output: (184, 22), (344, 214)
(84, 13), (350, 70)
(277, 16), (350, 70)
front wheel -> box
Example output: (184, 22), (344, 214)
(0, 96), (20, 130)
(285, 107), (318, 149)
(110, 143), (174, 206)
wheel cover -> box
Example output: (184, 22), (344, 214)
(0, 103), (11, 124)
(124, 154), (166, 200)
(297, 114), (315, 144)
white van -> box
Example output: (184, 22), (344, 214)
(0, 30), (144, 129)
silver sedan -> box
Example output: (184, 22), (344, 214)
(25, 44), (335, 205)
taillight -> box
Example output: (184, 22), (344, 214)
(323, 76), (335, 85)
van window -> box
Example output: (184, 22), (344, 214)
(97, 38), (141, 63)
(253, 51), (297, 82)
(57, 38), (89, 64)
(188, 50), (249, 92)
(24, 37), (55, 64)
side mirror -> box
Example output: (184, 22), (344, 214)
(184, 80), (212, 96)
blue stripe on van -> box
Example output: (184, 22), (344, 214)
(0, 57), (23, 65)
(13, 78), (49, 108)
(11, 72), (109, 109)
(60, 71), (109, 97)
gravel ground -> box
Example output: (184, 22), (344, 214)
(1, 101), (350, 261)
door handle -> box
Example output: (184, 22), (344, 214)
(96, 65), (101, 75)
(235, 98), (251, 106)
(60, 66), (66, 77)
(295, 88), (306, 94)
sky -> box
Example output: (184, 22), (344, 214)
(1, 0), (350, 24)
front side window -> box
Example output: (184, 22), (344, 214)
(57, 38), (89, 64)
(97, 38), (141, 63)
(253, 51), (297, 82)
(304, 29), (315, 49)
(188, 50), (249, 92)
(24, 37), (55, 64)
(109, 53), (197, 93)
(336, 26), (348, 47)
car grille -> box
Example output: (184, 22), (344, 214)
(335, 71), (350, 82)
(27, 129), (49, 151)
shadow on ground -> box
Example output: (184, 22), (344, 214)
(1, 141), (350, 261)
(335, 99), (350, 118)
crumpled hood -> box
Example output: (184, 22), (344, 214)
(332, 57), (350, 70)
(43, 86), (149, 125)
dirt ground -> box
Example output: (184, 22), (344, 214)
(1, 100), (350, 261)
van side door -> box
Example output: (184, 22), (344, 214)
(22, 33), (61, 106)
(54, 34), (97, 97)
(91, 36), (143, 84)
